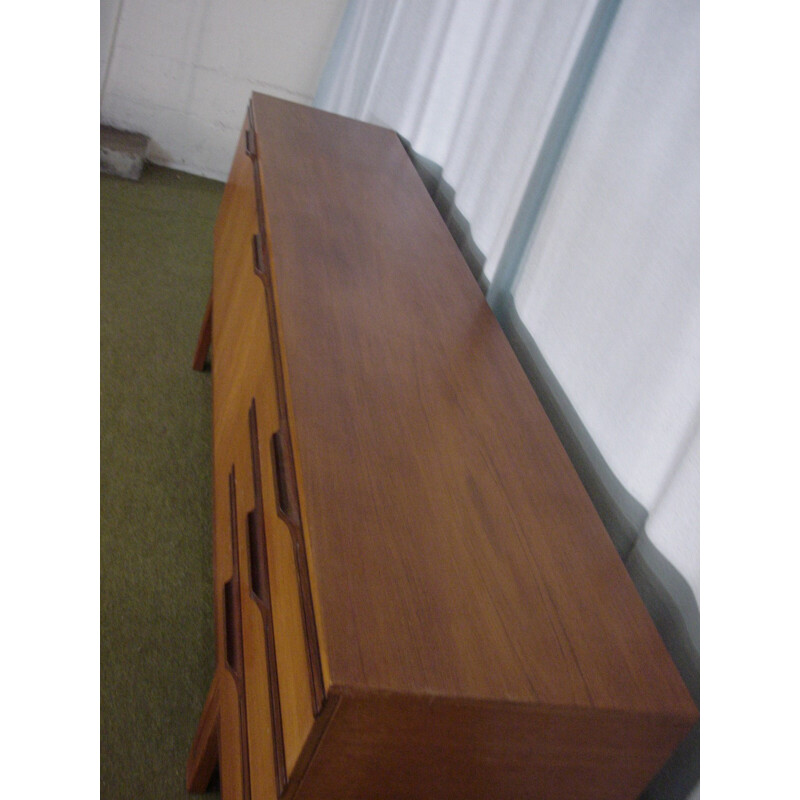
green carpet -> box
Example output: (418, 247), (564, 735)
(101, 165), (224, 799)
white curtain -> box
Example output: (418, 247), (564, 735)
(510, 0), (699, 598)
(316, 2), (699, 797)
(316, 0), (601, 285)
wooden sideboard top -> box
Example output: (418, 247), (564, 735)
(249, 93), (696, 722)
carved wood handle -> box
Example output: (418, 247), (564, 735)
(245, 128), (256, 159)
(271, 429), (299, 526)
(246, 510), (268, 606)
(252, 233), (269, 277)
(223, 579), (240, 677)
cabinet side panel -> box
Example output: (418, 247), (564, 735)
(294, 691), (694, 800)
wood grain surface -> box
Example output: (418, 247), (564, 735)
(186, 671), (221, 793)
(294, 687), (695, 800)
(211, 116), (320, 791)
(249, 93), (697, 721)
(217, 467), (250, 800)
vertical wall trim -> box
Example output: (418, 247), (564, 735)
(313, 0), (358, 109)
(486, 0), (622, 308)
(101, 0), (125, 109)
(357, 0), (403, 120)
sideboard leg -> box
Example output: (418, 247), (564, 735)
(186, 671), (221, 793)
(192, 292), (213, 371)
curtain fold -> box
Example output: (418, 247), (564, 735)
(316, 2), (699, 796)
(508, 0), (699, 603)
(317, 0), (601, 284)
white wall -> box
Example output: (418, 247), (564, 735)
(100, 0), (348, 180)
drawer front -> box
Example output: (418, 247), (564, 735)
(227, 421), (282, 798)
(246, 396), (318, 784)
(218, 465), (252, 800)
(219, 395), (322, 796)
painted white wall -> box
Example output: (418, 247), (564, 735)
(100, 0), (348, 180)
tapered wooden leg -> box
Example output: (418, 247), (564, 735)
(186, 671), (221, 793)
(192, 292), (213, 371)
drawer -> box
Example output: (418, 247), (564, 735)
(217, 465), (252, 800)
(239, 396), (322, 791)
(217, 393), (323, 797)
(225, 411), (283, 798)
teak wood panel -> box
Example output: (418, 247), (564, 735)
(218, 468), (250, 800)
(249, 396), (317, 780)
(212, 124), (268, 450)
(186, 670), (221, 793)
(212, 122), (261, 677)
(295, 688), (694, 800)
(248, 94), (696, 720)
(226, 416), (277, 800)
(212, 117), (317, 789)
(219, 670), (247, 800)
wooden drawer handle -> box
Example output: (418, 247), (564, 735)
(224, 468), (244, 680)
(271, 429), (299, 526)
(252, 233), (269, 277)
(223, 578), (241, 676)
(252, 399), (324, 721)
(246, 510), (268, 606)
(245, 128), (256, 159)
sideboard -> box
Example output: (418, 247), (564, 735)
(186, 92), (698, 800)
